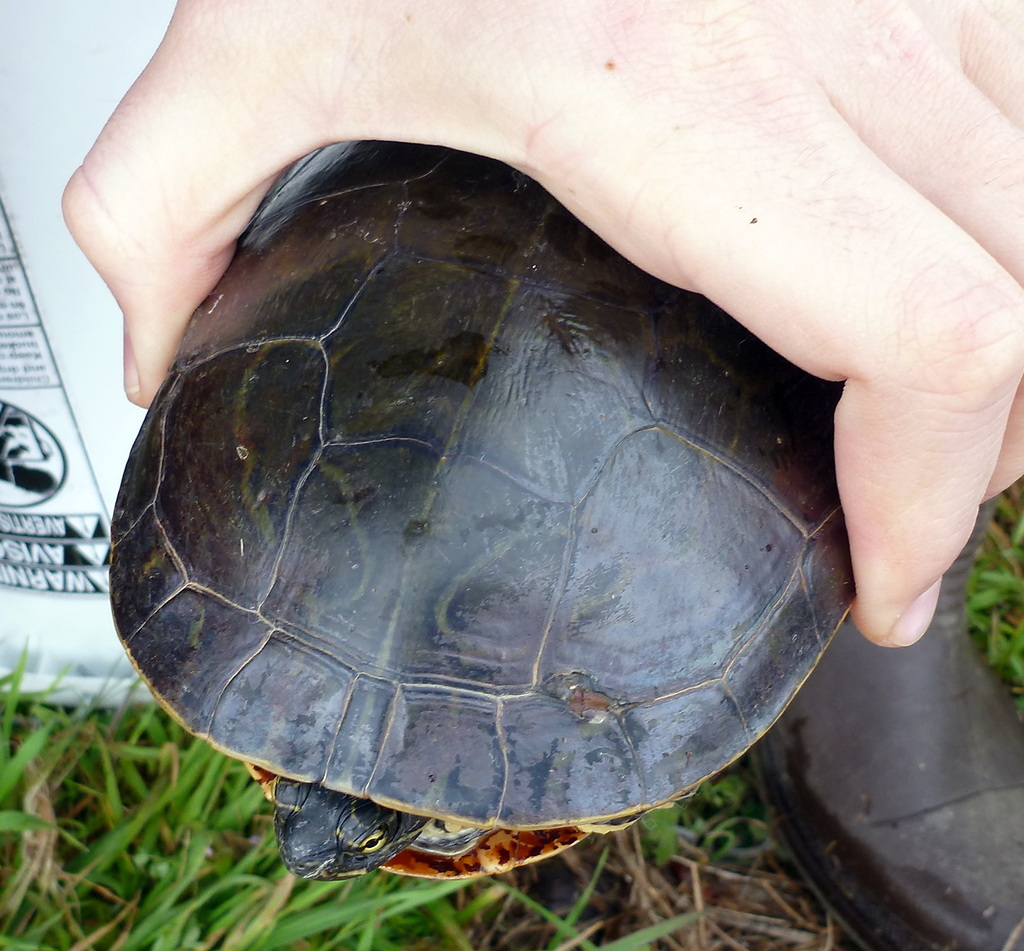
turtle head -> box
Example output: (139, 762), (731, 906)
(272, 777), (429, 879)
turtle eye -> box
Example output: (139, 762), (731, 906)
(357, 823), (392, 853)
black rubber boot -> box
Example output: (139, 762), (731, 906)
(756, 502), (1024, 951)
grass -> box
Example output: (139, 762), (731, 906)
(0, 685), (474, 951)
(3, 486), (1023, 951)
(968, 484), (1024, 711)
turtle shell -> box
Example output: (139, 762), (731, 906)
(111, 141), (852, 838)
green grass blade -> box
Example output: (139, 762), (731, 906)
(0, 811), (53, 833)
(0, 725), (51, 805)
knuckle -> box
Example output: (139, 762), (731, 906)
(60, 166), (98, 241)
(899, 272), (1024, 406)
(61, 163), (125, 258)
(62, 158), (155, 273)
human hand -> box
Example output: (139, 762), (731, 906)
(62, 0), (1024, 647)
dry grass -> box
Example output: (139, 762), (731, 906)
(459, 814), (849, 951)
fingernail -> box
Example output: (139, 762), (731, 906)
(886, 579), (942, 647)
(123, 328), (141, 402)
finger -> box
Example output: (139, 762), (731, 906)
(62, 17), (310, 405)
(961, 2), (1024, 123)
(835, 369), (1012, 645)
(803, 1), (1024, 284)
(976, 0), (1024, 42)
(799, 0), (1024, 567)
(988, 387), (1024, 496)
(529, 75), (1024, 645)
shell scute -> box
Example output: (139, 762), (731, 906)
(399, 156), (547, 276)
(455, 288), (655, 503)
(262, 443), (569, 690)
(322, 674), (396, 797)
(498, 692), (641, 826)
(368, 687), (506, 824)
(128, 587), (271, 739)
(207, 629), (352, 782)
(109, 506), (184, 644)
(623, 683), (749, 808)
(156, 341), (325, 610)
(322, 255), (510, 449)
(646, 305), (840, 529)
(723, 575), (822, 726)
(540, 427), (804, 701)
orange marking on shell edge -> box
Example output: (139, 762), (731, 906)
(382, 826), (589, 879)
(245, 763), (278, 801)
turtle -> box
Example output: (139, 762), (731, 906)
(110, 141), (853, 881)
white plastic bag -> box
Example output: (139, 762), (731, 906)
(0, 0), (175, 704)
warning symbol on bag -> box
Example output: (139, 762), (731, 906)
(0, 399), (66, 507)
(0, 508), (111, 594)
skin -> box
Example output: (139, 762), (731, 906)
(63, 0), (1024, 647)
(271, 778), (427, 878)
